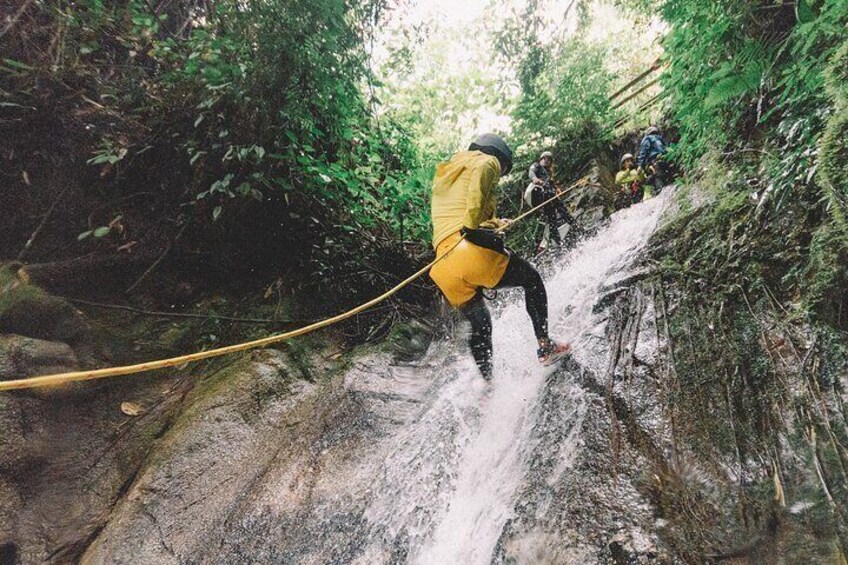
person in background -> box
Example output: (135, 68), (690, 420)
(429, 134), (571, 380)
(529, 151), (554, 187)
(637, 126), (669, 193)
(526, 151), (574, 247)
(615, 153), (648, 205)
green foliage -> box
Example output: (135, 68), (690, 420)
(658, 0), (776, 165)
(823, 40), (848, 109)
(2, 0), (433, 288)
(818, 106), (848, 233)
(819, 41), (848, 241)
(504, 31), (616, 186)
(655, 0), (848, 212)
(637, 0), (848, 316)
(378, 33), (507, 158)
(87, 143), (129, 166)
(802, 220), (848, 326)
(77, 226), (112, 241)
(138, 0), (427, 234)
(513, 40), (614, 145)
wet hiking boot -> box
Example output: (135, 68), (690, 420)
(537, 340), (571, 366)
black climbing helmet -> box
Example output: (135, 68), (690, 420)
(469, 133), (513, 175)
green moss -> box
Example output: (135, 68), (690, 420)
(369, 320), (432, 363)
(819, 39), (848, 241)
(819, 105), (848, 238)
(802, 222), (848, 327)
(0, 268), (89, 345)
(823, 40), (848, 110)
(283, 336), (320, 381)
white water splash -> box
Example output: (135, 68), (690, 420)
(350, 192), (672, 565)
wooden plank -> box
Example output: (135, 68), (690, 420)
(608, 59), (662, 102)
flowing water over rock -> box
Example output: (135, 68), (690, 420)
(82, 191), (673, 564)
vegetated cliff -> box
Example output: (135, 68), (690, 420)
(591, 12), (848, 558)
(597, 173), (848, 561)
(0, 0), (436, 323)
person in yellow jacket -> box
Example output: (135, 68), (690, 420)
(615, 153), (650, 205)
(429, 133), (570, 380)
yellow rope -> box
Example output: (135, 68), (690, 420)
(0, 176), (588, 392)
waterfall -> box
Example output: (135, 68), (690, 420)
(359, 191), (672, 564)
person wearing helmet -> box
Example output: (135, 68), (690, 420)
(529, 151), (554, 186)
(637, 126), (667, 168)
(525, 150), (574, 247)
(616, 153), (648, 204)
(430, 134), (570, 380)
(637, 126), (669, 192)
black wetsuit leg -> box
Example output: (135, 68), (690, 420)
(496, 254), (549, 340)
(459, 255), (550, 379)
(550, 196), (573, 223)
(632, 184), (644, 204)
(533, 186), (569, 245)
(459, 294), (493, 379)
(543, 206), (563, 244)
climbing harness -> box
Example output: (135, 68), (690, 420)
(0, 176), (589, 392)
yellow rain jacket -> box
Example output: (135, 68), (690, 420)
(615, 168), (652, 200)
(615, 168), (644, 187)
(429, 151), (510, 307)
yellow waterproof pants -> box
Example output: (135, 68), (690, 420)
(429, 231), (510, 307)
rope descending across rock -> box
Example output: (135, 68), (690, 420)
(0, 176), (589, 392)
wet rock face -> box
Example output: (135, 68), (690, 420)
(79, 352), (434, 565)
(80, 349), (323, 564)
(382, 319), (433, 363)
(74, 192), (675, 564)
(576, 206), (607, 228)
(0, 376), (178, 564)
(492, 360), (664, 565)
(0, 279), (185, 564)
(0, 394), (48, 474)
(594, 275), (848, 562)
(0, 468), (25, 561)
(5, 193), (684, 564)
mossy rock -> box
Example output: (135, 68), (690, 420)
(0, 334), (78, 381)
(380, 320), (433, 363)
(0, 270), (86, 344)
(0, 264), (100, 364)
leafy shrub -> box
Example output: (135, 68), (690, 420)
(1, 0), (432, 295)
(819, 41), (848, 240)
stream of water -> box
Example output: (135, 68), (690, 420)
(353, 191), (672, 564)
